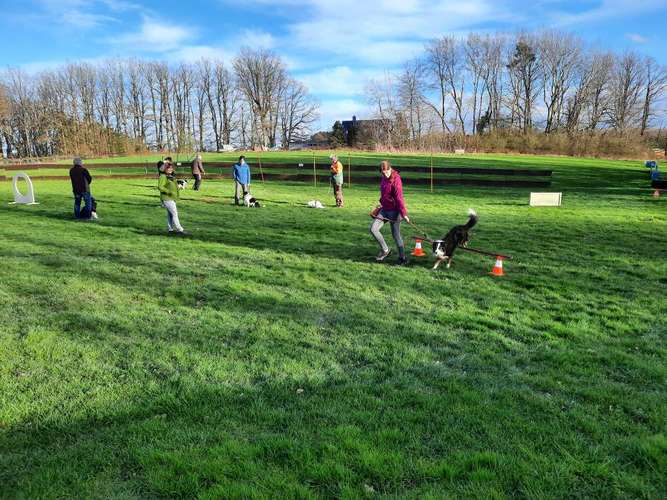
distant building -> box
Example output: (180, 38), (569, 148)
(289, 131), (332, 150)
(341, 116), (360, 146)
(341, 116), (391, 146)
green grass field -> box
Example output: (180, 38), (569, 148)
(0, 154), (665, 498)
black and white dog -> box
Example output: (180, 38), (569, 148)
(243, 191), (261, 208)
(432, 209), (478, 270)
(177, 179), (188, 190)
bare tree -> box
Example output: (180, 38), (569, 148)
(639, 56), (667, 135)
(0, 81), (12, 156)
(424, 38), (452, 133)
(279, 78), (318, 149)
(465, 33), (486, 135)
(109, 60), (127, 135)
(193, 60), (209, 151)
(565, 52), (612, 132)
(607, 52), (645, 132)
(214, 61), (239, 146)
(127, 59), (147, 142)
(365, 73), (401, 147)
(507, 34), (541, 133)
(480, 34), (506, 132)
(439, 36), (466, 133)
(233, 48), (287, 149)
(398, 60), (428, 144)
(539, 30), (581, 132)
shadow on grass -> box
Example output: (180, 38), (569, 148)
(2, 341), (661, 498)
(0, 369), (526, 498)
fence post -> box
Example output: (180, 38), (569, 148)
(313, 151), (316, 187)
(430, 152), (434, 193)
(258, 152), (265, 183)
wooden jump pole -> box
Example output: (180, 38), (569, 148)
(348, 152), (351, 188)
(456, 246), (513, 260)
(409, 237), (512, 260)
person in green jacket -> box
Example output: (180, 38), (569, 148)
(158, 160), (186, 234)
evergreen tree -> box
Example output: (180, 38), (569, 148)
(331, 120), (345, 147)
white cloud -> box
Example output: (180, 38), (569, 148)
(100, 0), (144, 12)
(239, 29), (276, 50)
(33, 0), (142, 29)
(166, 45), (228, 63)
(15, 55), (112, 74)
(355, 41), (424, 66)
(625, 33), (648, 44)
(315, 98), (369, 131)
(60, 9), (115, 28)
(298, 66), (388, 96)
(241, 0), (510, 66)
(109, 17), (193, 52)
(548, 0), (666, 27)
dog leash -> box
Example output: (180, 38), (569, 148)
(373, 212), (432, 242)
(406, 220), (431, 241)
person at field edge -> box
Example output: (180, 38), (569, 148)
(370, 160), (410, 265)
(69, 157), (97, 220)
(157, 160), (186, 235)
(191, 154), (205, 190)
(232, 155), (251, 205)
(330, 154), (344, 207)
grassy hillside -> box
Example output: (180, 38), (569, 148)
(0, 155), (665, 498)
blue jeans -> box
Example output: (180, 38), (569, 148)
(74, 192), (92, 219)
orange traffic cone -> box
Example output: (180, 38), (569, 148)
(411, 239), (427, 257)
(490, 256), (505, 276)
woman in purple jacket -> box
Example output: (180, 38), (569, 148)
(370, 160), (410, 265)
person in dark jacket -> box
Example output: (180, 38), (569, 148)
(69, 157), (94, 219)
(370, 160), (410, 265)
(191, 154), (205, 190)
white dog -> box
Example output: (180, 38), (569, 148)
(307, 200), (324, 209)
(177, 179), (188, 190)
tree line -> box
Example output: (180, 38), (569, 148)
(0, 48), (319, 158)
(362, 30), (667, 155)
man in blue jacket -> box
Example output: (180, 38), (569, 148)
(232, 155), (251, 205)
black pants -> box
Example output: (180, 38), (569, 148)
(193, 174), (202, 190)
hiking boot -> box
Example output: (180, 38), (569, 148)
(397, 257), (409, 266)
(375, 249), (391, 262)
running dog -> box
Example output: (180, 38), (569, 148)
(177, 179), (188, 190)
(432, 209), (478, 270)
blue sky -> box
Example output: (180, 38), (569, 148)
(4, 0), (667, 130)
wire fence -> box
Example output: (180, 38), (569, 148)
(0, 153), (553, 188)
